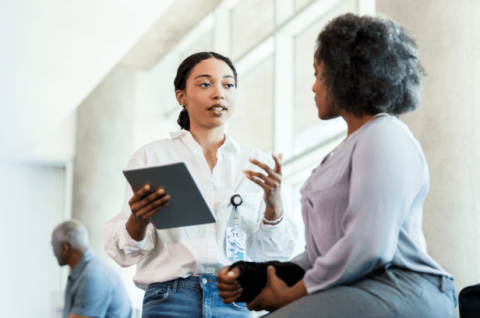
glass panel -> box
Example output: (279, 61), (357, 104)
(293, 0), (357, 155)
(231, 0), (275, 61)
(230, 56), (274, 153)
(179, 30), (213, 61)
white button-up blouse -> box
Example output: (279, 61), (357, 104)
(103, 130), (297, 290)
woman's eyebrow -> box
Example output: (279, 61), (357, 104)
(194, 74), (234, 80)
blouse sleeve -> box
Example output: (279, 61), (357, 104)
(248, 156), (298, 262)
(303, 123), (427, 294)
(102, 154), (157, 268)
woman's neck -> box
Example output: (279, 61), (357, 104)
(189, 123), (226, 172)
(189, 124), (225, 151)
(342, 112), (375, 137)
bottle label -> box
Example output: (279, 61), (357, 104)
(226, 226), (247, 261)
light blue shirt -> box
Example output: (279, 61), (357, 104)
(64, 248), (132, 318)
(292, 115), (452, 294)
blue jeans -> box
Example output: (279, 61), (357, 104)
(142, 275), (254, 318)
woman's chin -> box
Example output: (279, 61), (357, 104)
(204, 118), (228, 129)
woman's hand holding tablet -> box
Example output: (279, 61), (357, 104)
(126, 184), (170, 241)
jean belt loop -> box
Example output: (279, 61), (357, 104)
(172, 278), (178, 293)
(441, 275), (451, 292)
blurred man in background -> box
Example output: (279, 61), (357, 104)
(51, 219), (132, 318)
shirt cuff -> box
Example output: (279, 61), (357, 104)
(259, 217), (286, 237)
(117, 220), (147, 253)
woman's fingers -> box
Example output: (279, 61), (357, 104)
(128, 184), (151, 205)
(272, 153), (283, 175)
(131, 188), (165, 212)
(217, 267), (241, 284)
(249, 158), (274, 174)
(245, 173), (273, 191)
(217, 282), (241, 292)
(246, 171), (280, 185)
(218, 288), (243, 299)
(140, 199), (170, 220)
(221, 293), (242, 304)
(136, 194), (170, 218)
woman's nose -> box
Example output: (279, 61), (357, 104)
(212, 83), (225, 99)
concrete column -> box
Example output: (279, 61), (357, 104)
(377, 0), (480, 297)
(72, 65), (136, 260)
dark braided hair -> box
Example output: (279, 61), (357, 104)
(175, 52), (238, 130)
(316, 13), (425, 115)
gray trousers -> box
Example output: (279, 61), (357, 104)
(266, 266), (457, 318)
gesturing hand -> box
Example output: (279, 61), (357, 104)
(244, 154), (283, 220)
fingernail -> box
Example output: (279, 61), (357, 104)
(227, 271), (235, 277)
(145, 185), (150, 190)
(158, 189), (164, 194)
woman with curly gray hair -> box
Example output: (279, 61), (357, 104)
(217, 13), (456, 317)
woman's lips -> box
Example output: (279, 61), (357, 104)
(208, 106), (227, 116)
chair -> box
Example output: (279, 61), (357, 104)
(459, 284), (480, 318)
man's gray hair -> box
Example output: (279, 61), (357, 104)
(53, 219), (89, 250)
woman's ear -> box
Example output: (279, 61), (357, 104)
(175, 90), (186, 106)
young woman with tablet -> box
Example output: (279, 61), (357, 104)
(103, 52), (297, 318)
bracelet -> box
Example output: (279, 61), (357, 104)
(263, 212), (284, 225)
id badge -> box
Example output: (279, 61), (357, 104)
(226, 226), (247, 261)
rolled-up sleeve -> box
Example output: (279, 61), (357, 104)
(248, 157), (298, 262)
(103, 158), (157, 268)
(303, 125), (425, 294)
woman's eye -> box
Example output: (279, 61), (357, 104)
(226, 83), (234, 88)
(200, 83), (210, 87)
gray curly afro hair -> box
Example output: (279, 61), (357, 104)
(316, 13), (425, 115)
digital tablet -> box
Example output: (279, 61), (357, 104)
(123, 162), (216, 230)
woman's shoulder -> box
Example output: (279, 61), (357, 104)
(354, 115), (427, 170)
(361, 115), (423, 151)
(127, 138), (176, 167)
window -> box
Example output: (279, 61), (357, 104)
(230, 56), (274, 152)
(231, 0), (275, 61)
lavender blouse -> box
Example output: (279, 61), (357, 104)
(291, 115), (452, 294)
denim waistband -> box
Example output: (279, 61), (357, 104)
(147, 275), (218, 292)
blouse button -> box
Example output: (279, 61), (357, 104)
(202, 278), (208, 284)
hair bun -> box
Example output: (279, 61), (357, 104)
(177, 108), (190, 131)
